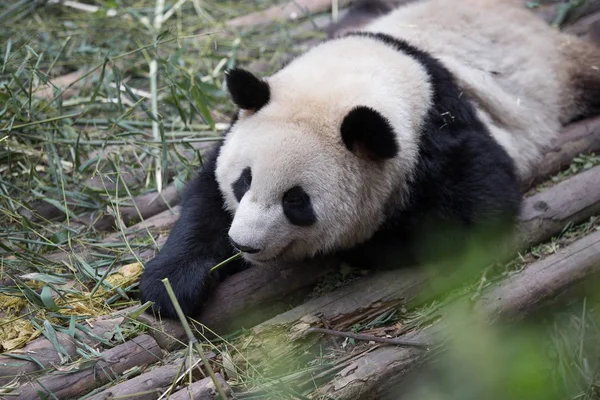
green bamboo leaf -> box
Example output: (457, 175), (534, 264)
(31, 320), (69, 364)
(122, 82), (157, 122)
(40, 285), (59, 311)
(68, 316), (76, 338)
(191, 84), (215, 129)
(21, 273), (67, 285)
(128, 301), (153, 319)
(90, 57), (108, 103)
(12, 277), (44, 307)
(170, 84), (187, 123)
(3, 353), (45, 369)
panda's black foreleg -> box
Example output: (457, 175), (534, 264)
(139, 144), (242, 318)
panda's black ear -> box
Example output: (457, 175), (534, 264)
(341, 106), (399, 160)
(225, 68), (270, 111)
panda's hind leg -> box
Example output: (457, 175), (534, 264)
(562, 38), (600, 120)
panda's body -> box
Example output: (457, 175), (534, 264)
(140, 0), (600, 318)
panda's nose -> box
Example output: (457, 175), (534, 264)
(229, 237), (261, 254)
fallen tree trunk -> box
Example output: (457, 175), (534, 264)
(139, 164), (600, 352)
(0, 306), (137, 385)
(314, 229), (600, 399)
(15, 334), (163, 400)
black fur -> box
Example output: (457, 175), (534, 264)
(139, 143), (244, 318)
(341, 106), (399, 160)
(573, 69), (600, 119)
(282, 186), (317, 226)
(341, 32), (521, 267)
(232, 167), (252, 202)
(225, 68), (270, 111)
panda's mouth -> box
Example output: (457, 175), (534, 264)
(245, 240), (294, 264)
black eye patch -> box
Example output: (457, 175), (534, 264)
(232, 167), (252, 202)
(282, 186), (317, 226)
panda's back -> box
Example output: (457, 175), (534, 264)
(364, 0), (575, 178)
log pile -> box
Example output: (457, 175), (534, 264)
(16, 334), (163, 400)
(312, 229), (600, 399)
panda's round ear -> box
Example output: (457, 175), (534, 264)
(341, 106), (399, 160)
(225, 68), (270, 111)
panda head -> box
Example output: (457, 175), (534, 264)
(215, 40), (431, 265)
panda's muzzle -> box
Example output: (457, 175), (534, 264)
(229, 237), (261, 254)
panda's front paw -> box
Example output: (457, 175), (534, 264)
(139, 280), (188, 319)
(139, 263), (209, 319)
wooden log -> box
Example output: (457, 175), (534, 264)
(480, 229), (600, 318)
(166, 374), (231, 400)
(314, 229), (600, 399)
(0, 307), (137, 386)
(76, 181), (182, 231)
(518, 164), (600, 248)
(0, 331), (77, 386)
(45, 205), (181, 264)
(85, 358), (223, 400)
(521, 116), (600, 190)
(15, 334), (163, 400)
(85, 363), (184, 400)
(140, 163), (600, 352)
(226, 0), (351, 28)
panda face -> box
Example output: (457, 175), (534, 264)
(216, 120), (360, 265)
(216, 106), (414, 266)
(216, 36), (432, 265)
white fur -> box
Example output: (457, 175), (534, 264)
(216, 0), (594, 265)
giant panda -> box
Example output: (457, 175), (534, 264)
(140, 0), (600, 318)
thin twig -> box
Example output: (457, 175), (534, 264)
(161, 278), (229, 400)
(305, 327), (432, 350)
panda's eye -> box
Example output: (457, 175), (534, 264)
(283, 187), (307, 206)
(232, 167), (252, 202)
(282, 186), (316, 227)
